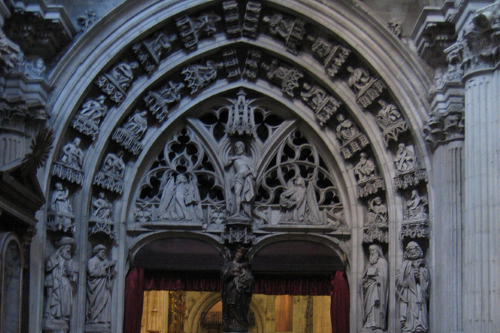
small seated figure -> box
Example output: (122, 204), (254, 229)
(60, 138), (84, 170)
(354, 153), (376, 183)
(394, 143), (417, 172)
(336, 113), (359, 143)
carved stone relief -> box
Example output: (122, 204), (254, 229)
(222, 48), (241, 79)
(85, 244), (116, 332)
(242, 49), (261, 79)
(71, 96), (108, 140)
(300, 83), (342, 126)
(335, 113), (369, 159)
(111, 110), (148, 155)
(144, 81), (185, 122)
(132, 32), (176, 74)
(89, 193), (116, 239)
(43, 237), (78, 333)
(393, 143), (427, 190)
(263, 13), (306, 55)
(225, 90), (257, 136)
(175, 13), (221, 50)
(396, 242), (430, 333)
(47, 183), (75, 233)
(375, 99), (408, 146)
(354, 153), (384, 198)
(222, 1), (261, 38)
(363, 197), (388, 243)
(347, 66), (386, 108)
(261, 59), (303, 97)
(400, 190), (430, 240)
(77, 10), (97, 32)
(95, 61), (139, 103)
(182, 60), (223, 94)
(52, 138), (85, 185)
(93, 151), (125, 194)
(308, 36), (351, 79)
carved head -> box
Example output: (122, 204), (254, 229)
(368, 244), (383, 264)
(57, 237), (76, 257)
(234, 141), (245, 155)
(93, 244), (107, 258)
(336, 113), (345, 122)
(55, 182), (63, 190)
(73, 137), (81, 146)
(359, 152), (368, 161)
(404, 241), (424, 260)
(234, 247), (247, 262)
(98, 192), (106, 199)
(397, 143), (406, 152)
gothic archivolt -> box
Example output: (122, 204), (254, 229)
(31, 1), (434, 332)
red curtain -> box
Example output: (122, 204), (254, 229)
(124, 268), (350, 333)
(330, 270), (350, 333)
(124, 266), (144, 333)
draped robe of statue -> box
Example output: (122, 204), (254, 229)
(86, 253), (114, 323)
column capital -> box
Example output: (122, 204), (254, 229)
(423, 110), (465, 151)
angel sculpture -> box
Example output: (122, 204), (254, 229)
(158, 173), (203, 221)
(279, 176), (321, 223)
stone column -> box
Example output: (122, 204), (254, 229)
(451, 4), (500, 331)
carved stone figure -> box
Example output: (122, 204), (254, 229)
(347, 66), (373, 94)
(93, 151), (125, 194)
(406, 190), (428, 220)
(112, 111), (148, 155)
(394, 143), (417, 173)
(354, 153), (376, 183)
(225, 141), (255, 220)
(376, 99), (408, 146)
(2, 240), (22, 333)
(175, 13), (221, 49)
(96, 61), (139, 103)
(279, 176), (320, 224)
(59, 138), (84, 170)
(367, 197), (388, 226)
(132, 33), (176, 74)
(71, 96), (108, 140)
(182, 60), (223, 94)
(221, 248), (254, 332)
(301, 82), (341, 126)
(396, 242), (430, 333)
(43, 238), (78, 327)
(92, 193), (113, 221)
(86, 245), (116, 326)
(361, 244), (389, 330)
(158, 173), (203, 221)
(309, 36), (351, 78)
(263, 13), (305, 54)
(144, 81), (185, 121)
(336, 113), (359, 143)
(262, 59), (303, 97)
(242, 49), (261, 79)
(48, 183), (74, 233)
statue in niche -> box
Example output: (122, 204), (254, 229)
(406, 190), (428, 220)
(158, 173), (202, 221)
(122, 111), (148, 140)
(59, 137), (84, 170)
(86, 244), (116, 325)
(361, 244), (389, 331)
(396, 242), (430, 333)
(49, 182), (74, 232)
(347, 66), (373, 94)
(394, 143), (417, 173)
(221, 247), (254, 332)
(279, 176), (320, 223)
(92, 192), (113, 221)
(110, 62), (139, 90)
(225, 141), (255, 220)
(44, 237), (78, 323)
(336, 113), (360, 143)
(354, 153), (376, 183)
(366, 197), (388, 226)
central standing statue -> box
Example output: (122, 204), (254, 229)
(225, 141), (255, 220)
(221, 248), (254, 332)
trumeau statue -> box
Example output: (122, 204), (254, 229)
(221, 247), (254, 332)
(361, 244), (389, 331)
(396, 242), (430, 333)
(158, 173), (203, 221)
(225, 141), (256, 220)
(86, 245), (116, 328)
(43, 238), (78, 332)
